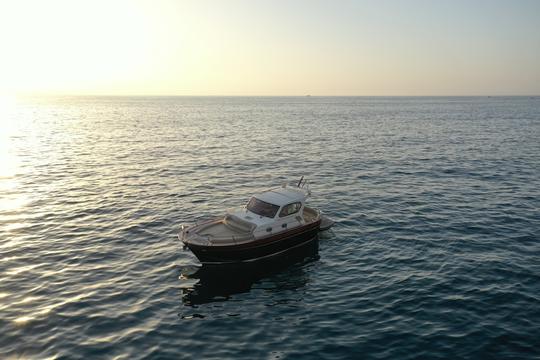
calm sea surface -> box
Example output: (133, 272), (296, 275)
(1, 96), (539, 359)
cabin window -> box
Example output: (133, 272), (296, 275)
(246, 197), (280, 218)
(279, 202), (302, 217)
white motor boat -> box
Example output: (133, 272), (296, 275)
(180, 178), (334, 265)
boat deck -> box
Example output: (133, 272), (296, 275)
(302, 207), (318, 223)
(198, 218), (252, 239)
(184, 207), (320, 245)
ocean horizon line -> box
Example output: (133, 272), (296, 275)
(11, 94), (540, 98)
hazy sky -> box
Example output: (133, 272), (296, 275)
(1, 0), (539, 96)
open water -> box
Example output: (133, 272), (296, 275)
(1, 96), (539, 359)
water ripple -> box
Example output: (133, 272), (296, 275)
(1, 96), (539, 359)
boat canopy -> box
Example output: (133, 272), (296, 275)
(252, 187), (307, 207)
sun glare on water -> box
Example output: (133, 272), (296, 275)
(0, 95), (29, 215)
(0, 95), (18, 177)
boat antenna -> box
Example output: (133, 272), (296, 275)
(297, 176), (304, 187)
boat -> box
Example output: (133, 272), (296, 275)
(180, 177), (334, 265)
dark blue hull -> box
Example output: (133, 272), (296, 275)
(186, 222), (320, 265)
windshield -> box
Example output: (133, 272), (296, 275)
(246, 197), (280, 218)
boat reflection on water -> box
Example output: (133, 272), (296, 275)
(180, 235), (319, 306)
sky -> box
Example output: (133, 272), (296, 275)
(0, 0), (539, 96)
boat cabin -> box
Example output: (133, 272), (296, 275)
(246, 187), (306, 219)
(239, 186), (318, 237)
(181, 185), (320, 246)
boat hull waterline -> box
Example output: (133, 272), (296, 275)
(181, 220), (321, 265)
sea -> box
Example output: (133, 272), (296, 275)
(0, 96), (539, 359)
